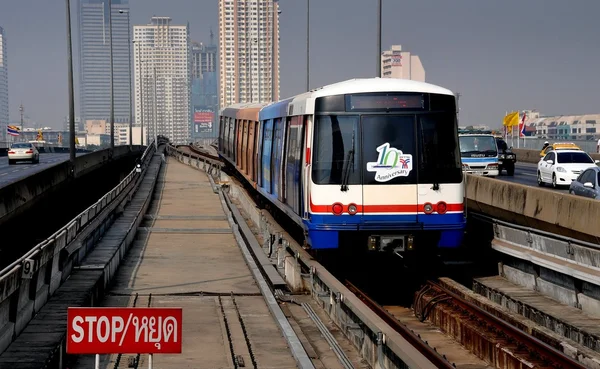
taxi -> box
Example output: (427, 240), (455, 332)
(539, 142), (581, 157)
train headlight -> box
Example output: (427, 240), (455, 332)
(423, 203), (433, 214)
(437, 201), (447, 214)
(331, 202), (343, 215)
(348, 203), (358, 215)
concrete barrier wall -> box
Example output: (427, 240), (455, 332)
(0, 140), (161, 355)
(0, 146), (145, 227)
(465, 174), (600, 244)
(513, 148), (600, 164)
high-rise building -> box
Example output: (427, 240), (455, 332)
(381, 45), (425, 82)
(191, 37), (218, 139)
(219, 0), (280, 107)
(134, 17), (191, 144)
(0, 27), (8, 142)
(77, 0), (131, 131)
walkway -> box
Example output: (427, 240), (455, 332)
(71, 157), (298, 369)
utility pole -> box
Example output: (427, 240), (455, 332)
(306, 0), (310, 91)
(136, 41), (144, 146)
(108, 0), (115, 150)
(19, 104), (24, 141)
(153, 66), (158, 150)
(65, 0), (76, 166)
(120, 9), (133, 147)
(376, 0), (382, 77)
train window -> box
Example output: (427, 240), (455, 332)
(417, 113), (462, 184)
(362, 115), (417, 185)
(312, 115), (360, 185)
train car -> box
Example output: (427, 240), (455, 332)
(219, 78), (465, 254)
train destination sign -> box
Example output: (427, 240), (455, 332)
(348, 93), (424, 110)
(66, 307), (183, 354)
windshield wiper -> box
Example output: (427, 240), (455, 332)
(340, 130), (355, 192)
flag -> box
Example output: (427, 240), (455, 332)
(503, 111), (520, 127)
(75, 136), (79, 145)
(36, 129), (43, 141)
(7, 125), (20, 136)
(519, 112), (527, 138)
(58, 133), (62, 144)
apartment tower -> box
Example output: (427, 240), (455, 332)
(219, 0), (280, 107)
(381, 45), (425, 82)
(77, 0), (131, 131)
(133, 17), (191, 144)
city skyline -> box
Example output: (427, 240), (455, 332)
(1, 0), (600, 130)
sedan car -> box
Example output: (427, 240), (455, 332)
(537, 149), (599, 188)
(8, 142), (40, 165)
(569, 166), (600, 199)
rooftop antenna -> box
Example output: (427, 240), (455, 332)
(209, 27), (214, 46)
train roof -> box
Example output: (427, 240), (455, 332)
(309, 77), (454, 98)
(285, 78), (455, 117)
(222, 78), (456, 120)
(221, 102), (269, 120)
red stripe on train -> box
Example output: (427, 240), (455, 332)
(309, 198), (463, 213)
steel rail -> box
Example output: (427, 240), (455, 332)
(344, 280), (456, 369)
(425, 280), (587, 369)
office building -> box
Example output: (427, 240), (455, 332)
(0, 27), (8, 142)
(134, 16), (191, 144)
(381, 45), (425, 82)
(77, 0), (131, 128)
(192, 38), (218, 139)
(219, 0), (280, 107)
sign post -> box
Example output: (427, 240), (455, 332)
(67, 307), (183, 368)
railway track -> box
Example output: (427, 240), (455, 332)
(347, 278), (587, 369)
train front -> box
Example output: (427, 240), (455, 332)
(306, 90), (466, 255)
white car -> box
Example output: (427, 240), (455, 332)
(537, 149), (599, 188)
(8, 142), (40, 165)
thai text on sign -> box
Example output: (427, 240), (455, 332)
(66, 307), (183, 354)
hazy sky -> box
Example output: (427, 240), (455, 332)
(1, 0), (600, 129)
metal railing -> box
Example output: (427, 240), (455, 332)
(0, 137), (165, 355)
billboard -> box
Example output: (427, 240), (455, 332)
(193, 106), (214, 136)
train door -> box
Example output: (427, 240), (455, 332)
(361, 115), (418, 223)
(271, 118), (284, 200)
(262, 119), (274, 193)
(284, 116), (304, 215)
(241, 120), (248, 173)
(248, 121), (256, 180)
(236, 120), (243, 169)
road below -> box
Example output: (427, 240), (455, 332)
(0, 153), (82, 188)
(495, 162), (569, 193)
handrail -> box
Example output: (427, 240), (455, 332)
(0, 139), (158, 277)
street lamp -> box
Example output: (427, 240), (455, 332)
(376, 0), (382, 77)
(134, 41), (145, 146)
(65, 0), (76, 166)
(307, 0), (309, 91)
(120, 9), (133, 147)
(108, 0), (115, 150)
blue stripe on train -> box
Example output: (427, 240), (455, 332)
(307, 213), (465, 229)
(304, 213), (465, 249)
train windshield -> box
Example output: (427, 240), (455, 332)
(459, 135), (497, 157)
(312, 113), (462, 185)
